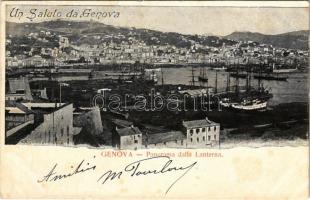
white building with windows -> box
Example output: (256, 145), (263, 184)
(113, 125), (143, 150)
(183, 117), (220, 148)
(20, 103), (75, 145)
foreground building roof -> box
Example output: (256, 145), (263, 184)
(183, 118), (219, 129)
(116, 126), (142, 137)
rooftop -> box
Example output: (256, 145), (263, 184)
(6, 107), (26, 114)
(147, 131), (185, 144)
(5, 101), (34, 115)
(22, 102), (66, 110)
(183, 118), (219, 129)
(116, 126), (142, 137)
(112, 119), (133, 128)
(179, 89), (208, 96)
(7, 77), (33, 100)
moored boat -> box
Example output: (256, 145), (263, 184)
(253, 74), (288, 81)
(220, 98), (268, 111)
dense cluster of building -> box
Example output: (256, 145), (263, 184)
(112, 118), (220, 149)
(5, 23), (306, 149)
(6, 29), (308, 69)
(5, 77), (221, 149)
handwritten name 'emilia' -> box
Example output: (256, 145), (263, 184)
(9, 8), (120, 21)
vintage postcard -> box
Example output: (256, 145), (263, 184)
(0, 1), (309, 199)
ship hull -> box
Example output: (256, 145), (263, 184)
(220, 101), (268, 111)
(253, 75), (287, 81)
(273, 69), (297, 73)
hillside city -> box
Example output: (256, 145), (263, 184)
(5, 20), (309, 149)
(6, 21), (309, 68)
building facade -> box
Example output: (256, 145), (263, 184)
(20, 104), (74, 145)
(6, 77), (33, 101)
(5, 102), (35, 137)
(113, 126), (143, 150)
(145, 131), (186, 149)
(183, 117), (220, 148)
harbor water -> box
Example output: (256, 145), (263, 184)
(32, 66), (308, 106)
(159, 67), (308, 106)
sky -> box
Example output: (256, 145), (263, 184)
(5, 5), (309, 36)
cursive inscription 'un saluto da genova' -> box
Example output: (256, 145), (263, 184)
(97, 156), (197, 194)
(37, 156), (198, 195)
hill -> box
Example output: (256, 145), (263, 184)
(6, 20), (237, 48)
(6, 20), (308, 50)
(224, 30), (308, 50)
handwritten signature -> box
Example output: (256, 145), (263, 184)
(37, 156), (197, 195)
(98, 156), (197, 194)
(37, 159), (97, 182)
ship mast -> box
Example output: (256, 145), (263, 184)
(215, 70), (218, 94)
(226, 72), (230, 92)
(199, 67), (203, 86)
(152, 70), (156, 83)
(190, 66), (195, 86)
(235, 58), (240, 96)
(161, 67), (164, 85)
(258, 61), (262, 90)
(246, 60), (251, 92)
(198, 65), (208, 87)
(248, 64), (252, 91)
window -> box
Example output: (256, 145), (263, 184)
(134, 140), (138, 144)
(214, 135), (217, 140)
(181, 140), (183, 145)
(208, 127), (211, 131)
(190, 129), (193, 135)
(203, 136), (205, 141)
(67, 126), (70, 144)
(202, 128), (205, 132)
(164, 142), (166, 145)
(208, 135), (211, 141)
(48, 131), (51, 143)
(191, 138), (193, 143)
(196, 128), (199, 133)
(61, 128), (64, 137)
(175, 140), (178, 144)
(214, 126), (216, 131)
(197, 138), (199, 142)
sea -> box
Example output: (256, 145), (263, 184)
(35, 66), (308, 106)
(159, 67), (308, 106)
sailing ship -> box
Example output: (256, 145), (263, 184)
(219, 62), (272, 111)
(198, 66), (208, 83)
(189, 66), (197, 86)
(212, 66), (227, 71)
(150, 71), (158, 84)
(253, 74), (287, 81)
(230, 73), (247, 79)
(144, 67), (161, 84)
(272, 63), (298, 73)
(253, 63), (288, 81)
(220, 97), (269, 111)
